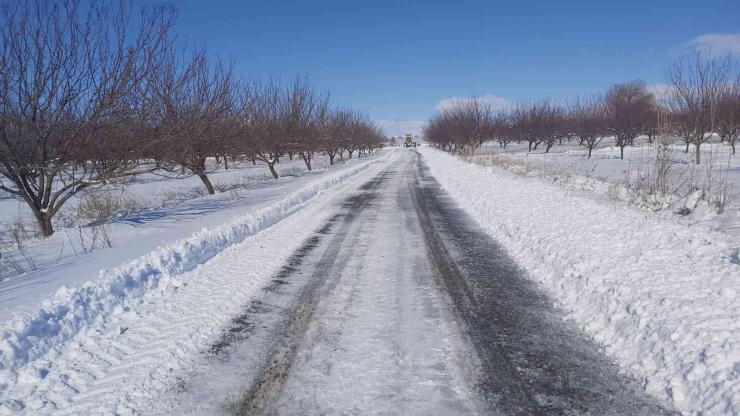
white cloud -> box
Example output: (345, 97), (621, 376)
(687, 33), (740, 56)
(376, 119), (425, 138)
(376, 94), (512, 138)
(434, 94), (511, 112)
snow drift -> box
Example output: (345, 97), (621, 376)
(419, 147), (740, 415)
(0, 153), (388, 386)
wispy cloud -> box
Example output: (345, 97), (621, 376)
(376, 119), (424, 137)
(686, 33), (740, 56)
(434, 94), (511, 112)
(377, 94), (512, 137)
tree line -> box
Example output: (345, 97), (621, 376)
(424, 53), (740, 162)
(0, 0), (385, 237)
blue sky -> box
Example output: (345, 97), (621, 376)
(148, 0), (740, 135)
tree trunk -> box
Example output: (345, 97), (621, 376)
(685, 141), (690, 153)
(695, 142), (701, 164)
(329, 152), (335, 165)
(301, 152), (312, 170)
(268, 162), (279, 179)
(348, 150), (354, 159)
(224, 157), (229, 170)
(196, 171), (215, 194)
(33, 210), (54, 237)
(545, 143), (552, 153)
(732, 141), (736, 155)
(528, 141), (532, 152)
(620, 145), (625, 160)
(588, 147), (593, 158)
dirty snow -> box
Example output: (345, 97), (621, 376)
(419, 146), (740, 416)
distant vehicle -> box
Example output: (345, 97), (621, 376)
(404, 134), (414, 148)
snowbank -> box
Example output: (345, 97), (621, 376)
(0, 153), (389, 386)
(419, 147), (740, 415)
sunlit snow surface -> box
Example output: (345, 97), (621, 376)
(420, 145), (740, 415)
(0, 152), (393, 414)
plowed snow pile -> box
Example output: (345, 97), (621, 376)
(0, 153), (390, 413)
(420, 146), (740, 415)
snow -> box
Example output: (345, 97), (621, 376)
(419, 146), (740, 415)
(0, 156), (369, 321)
(468, 138), (740, 237)
(0, 151), (395, 413)
(274, 156), (480, 414)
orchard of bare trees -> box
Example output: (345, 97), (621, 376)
(424, 53), (740, 164)
(0, 0), (385, 237)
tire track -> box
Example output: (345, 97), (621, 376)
(19, 154), (400, 416)
(407, 155), (538, 413)
(236, 168), (394, 416)
(408, 151), (676, 416)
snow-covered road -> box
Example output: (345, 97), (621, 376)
(219, 150), (672, 415)
(1, 149), (678, 415)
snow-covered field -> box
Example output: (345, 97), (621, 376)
(468, 138), (740, 239)
(419, 146), (740, 415)
(0, 151), (394, 413)
(0, 155), (365, 321)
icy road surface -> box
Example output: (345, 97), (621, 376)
(182, 150), (674, 415)
(10, 149), (677, 415)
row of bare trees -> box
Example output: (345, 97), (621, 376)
(424, 53), (740, 163)
(0, 0), (385, 237)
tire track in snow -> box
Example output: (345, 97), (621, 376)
(408, 151), (676, 415)
(236, 168), (393, 416)
(270, 151), (480, 415)
(10, 152), (399, 415)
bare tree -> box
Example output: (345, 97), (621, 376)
(717, 76), (740, 155)
(644, 105), (660, 146)
(422, 98), (495, 153)
(531, 99), (565, 153)
(510, 104), (539, 152)
(570, 96), (608, 158)
(666, 53), (732, 164)
(320, 109), (351, 165)
(241, 79), (289, 179)
(605, 80), (655, 159)
(285, 79), (331, 171)
(342, 110), (373, 159)
(0, 0), (175, 236)
(151, 49), (236, 194)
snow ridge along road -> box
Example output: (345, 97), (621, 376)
(0, 150), (396, 414)
(419, 146), (740, 415)
(216, 149), (672, 415)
